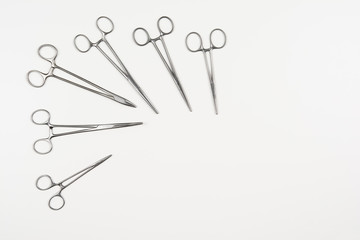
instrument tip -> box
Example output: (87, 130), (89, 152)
(102, 154), (112, 162)
(151, 106), (159, 114)
(113, 95), (137, 108)
(93, 154), (112, 166)
(132, 122), (143, 126)
(125, 100), (137, 108)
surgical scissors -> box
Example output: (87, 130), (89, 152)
(36, 154), (111, 210)
(74, 16), (158, 114)
(27, 44), (135, 108)
(31, 109), (142, 154)
(133, 16), (192, 112)
(185, 29), (227, 114)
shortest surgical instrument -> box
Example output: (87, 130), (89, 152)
(27, 44), (135, 108)
(133, 16), (192, 112)
(185, 29), (227, 114)
(31, 109), (142, 154)
(36, 154), (111, 210)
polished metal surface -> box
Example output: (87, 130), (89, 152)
(27, 44), (135, 108)
(185, 29), (226, 114)
(133, 16), (192, 112)
(36, 155), (111, 210)
(31, 109), (142, 154)
(74, 16), (158, 114)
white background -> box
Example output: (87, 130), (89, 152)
(1, 0), (360, 239)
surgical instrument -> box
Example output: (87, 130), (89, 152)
(133, 16), (192, 112)
(185, 29), (226, 114)
(36, 154), (111, 210)
(27, 44), (135, 108)
(74, 16), (158, 114)
(31, 109), (142, 154)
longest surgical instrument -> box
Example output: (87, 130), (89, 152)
(27, 44), (135, 108)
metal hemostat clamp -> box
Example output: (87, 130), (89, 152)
(74, 16), (159, 114)
(186, 29), (226, 114)
(27, 44), (135, 108)
(133, 16), (192, 112)
(31, 109), (143, 154)
(36, 155), (112, 210)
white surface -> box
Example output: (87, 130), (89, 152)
(1, 0), (360, 239)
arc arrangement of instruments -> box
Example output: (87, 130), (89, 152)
(28, 16), (226, 210)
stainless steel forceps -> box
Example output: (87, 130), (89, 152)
(36, 154), (111, 210)
(133, 16), (192, 112)
(27, 44), (135, 108)
(31, 109), (142, 154)
(186, 29), (227, 114)
(74, 16), (158, 114)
